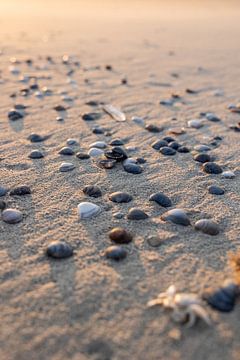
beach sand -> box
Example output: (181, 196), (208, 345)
(0, 1), (240, 359)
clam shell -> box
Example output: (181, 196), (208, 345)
(203, 280), (239, 312)
(194, 219), (219, 235)
(103, 104), (126, 122)
(77, 202), (101, 219)
(161, 209), (190, 226)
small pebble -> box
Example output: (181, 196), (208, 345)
(123, 163), (143, 174)
(105, 246), (127, 261)
(161, 208), (190, 226)
(149, 192), (172, 207)
(29, 150), (44, 159)
(59, 162), (75, 172)
(145, 124), (163, 133)
(2, 208), (23, 224)
(0, 186), (8, 196)
(177, 146), (190, 153)
(8, 109), (24, 121)
(83, 185), (102, 198)
(54, 105), (66, 112)
(208, 185), (225, 195)
(194, 219), (220, 235)
(89, 141), (107, 149)
(188, 119), (204, 129)
(28, 133), (46, 143)
(82, 112), (101, 121)
(59, 147), (75, 155)
(10, 186), (31, 196)
(109, 192), (132, 203)
(194, 153), (211, 163)
(160, 147), (176, 156)
(132, 116), (145, 127)
(127, 208), (148, 220)
(88, 148), (104, 157)
(76, 152), (90, 160)
(203, 162), (223, 174)
(92, 127), (104, 134)
(46, 241), (73, 259)
(108, 228), (133, 244)
(206, 113), (221, 122)
(222, 171), (235, 179)
(77, 202), (101, 219)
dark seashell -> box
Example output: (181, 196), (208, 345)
(29, 83), (38, 90)
(47, 241), (73, 259)
(92, 127), (104, 134)
(105, 245), (127, 261)
(14, 104), (28, 110)
(83, 185), (102, 198)
(151, 139), (168, 150)
(97, 159), (116, 169)
(229, 123), (240, 132)
(105, 146), (128, 162)
(161, 208), (190, 226)
(149, 192), (172, 207)
(0, 200), (6, 210)
(54, 105), (66, 112)
(2, 208), (23, 224)
(108, 228), (133, 244)
(59, 147), (75, 155)
(186, 88), (198, 94)
(127, 208), (148, 220)
(123, 163), (143, 174)
(85, 100), (100, 107)
(105, 64), (113, 71)
(76, 152), (90, 160)
(162, 136), (175, 143)
(203, 162), (223, 174)
(10, 186), (31, 196)
(206, 113), (221, 122)
(208, 185), (224, 195)
(28, 133), (48, 143)
(8, 110), (23, 121)
(20, 88), (30, 96)
(168, 141), (180, 150)
(82, 112), (102, 121)
(145, 124), (163, 133)
(194, 153), (211, 163)
(109, 139), (124, 146)
(0, 186), (8, 196)
(29, 150), (44, 159)
(109, 192), (132, 203)
(194, 219), (220, 235)
(177, 146), (190, 153)
(160, 147), (176, 156)
(203, 280), (239, 312)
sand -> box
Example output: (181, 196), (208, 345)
(0, 1), (240, 359)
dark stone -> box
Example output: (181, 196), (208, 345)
(123, 163), (143, 174)
(108, 228), (133, 244)
(145, 124), (163, 133)
(177, 146), (190, 153)
(149, 192), (172, 207)
(59, 147), (75, 155)
(208, 185), (225, 195)
(168, 141), (180, 150)
(109, 139), (124, 146)
(92, 127), (104, 134)
(8, 110), (24, 121)
(151, 139), (168, 150)
(203, 281), (239, 312)
(194, 153), (211, 163)
(162, 136), (175, 143)
(105, 245), (127, 261)
(82, 112), (102, 121)
(76, 152), (90, 160)
(83, 185), (102, 198)
(127, 208), (148, 220)
(28, 133), (48, 142)
(160, 147), (176, 156)
(28, 150), (44, 159)
(105, 147), (128, 162)
(85, 100), (100, 106)
(54, 105), (66, 111)
(203, 162), (223, 174)
(161, 208), (190, 226)
(47, 241), (73, 259)
(109, 192), (132, 203)
(10, 186), (31, 196)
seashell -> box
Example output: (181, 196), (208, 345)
(105, 245), (127, 260)
(177, 146), (190, 153)
(66, 138), (78, 146)
(188, 119), (204, 129)
(194, 144), (211, 152)
(76, 152), (90, 160)
(168, 141), (180, 150)
(222, 171), (235, 179)
(59, 147), (74, 155)
(194, 219), (219, 235)
(109, 192), (132, 203)
(88, 148), (104, 157)
(28, 133), (48, 143)
(29, 150), (44, 159)
(202, 162), (222, 174)
(2, 208), (23, 224)
(77, 202), (101, 219)
(83, 185), (102, 198)
(109, 139), (124, 146)
(160, 147), (176, 156)
(123, 163), (143, 174)
(145, 124), (163, 133)
(82, 112), (102, 121)
(0, 186), (8, 196)
(59, 162), (75, 172)
(123, 158), (137, 166)
(127, 208), (148, 220)
(194, 153), (211, 163)
(203, 280), (239, 312)
(96, 159), (116, 169)
(104, 147), (128, 162)
(46, 241), (73, 259)
(10, 186), (31, 196)
(8, 109), (23, 121)
(161, 209), (190, 226)
(108, 228), (133, 244)
(103, 104), (126, 122)
(205, 113), (221, 122)
(131, 116), (145, 126)
(149, 192), (172, 207)
(89, 141), (107, 149)
(208, 185), (224, 195)
(151, 139), (168, 150)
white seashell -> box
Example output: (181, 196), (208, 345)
(222, 171), (235, 179)
(131, 116), (145, 127)
(77, 202), (101, 219)
(188, 119), (204, 129)
(59, 162), (75, 172)
(88, 148), (104, 157)
(89, 141), (107, 149)
(103, 104), (126, 121)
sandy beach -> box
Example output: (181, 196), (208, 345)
(0, 1), (240, 359)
